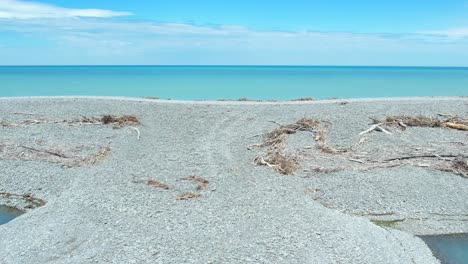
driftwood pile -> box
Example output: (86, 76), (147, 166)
(253, 115), (468, 177)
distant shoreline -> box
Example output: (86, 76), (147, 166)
(0, 95), (465, 105)
(1, 65), (468, 68)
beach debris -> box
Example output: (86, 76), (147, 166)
(181, 176), (209, 190)
(100, 115), (140, 128)
(382, 154), (464, 162)
(254, 118), (349, 175)
(0, 143), (111, 167)
(175, 192), (201, 200)
(290, 97), (315, 101)
(78, 145), (111, 166)
(310, 166), (343, 174)
(0, 192), (46, 209)
(129, 127), (141, 140)
(19, 145), (69, 159)
(359, 123), (392, 135)
(444, 122), (468, 131)
(438, 155), (468, 178)
(374, 115), (468, 131)
(238, 97), (262, 102)
(0, 115), (140, 128)
(254, 154), (299, 175)
(254, 118), (321, 175)
(252, 115), (468, 178)
(145, 179), (171, 190)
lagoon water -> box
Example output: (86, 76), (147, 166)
(421, 234), (468, 264)
(0, 66), (467, 99)
(0, 206), (23, 225)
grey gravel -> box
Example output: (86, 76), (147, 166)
(0, 96), (467, 263)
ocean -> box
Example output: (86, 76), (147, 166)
(0, 66), (467, 99)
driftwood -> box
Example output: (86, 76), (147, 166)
(254, 116), (468, 178)
(444, 122), (468, 131)
(359, 123), (392, 135)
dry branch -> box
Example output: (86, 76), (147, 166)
(176, 192), (201, 200)
(20, 146), (69, 159)
(383, 154), (464, 162)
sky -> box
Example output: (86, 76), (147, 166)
(0, 0), (468, 66)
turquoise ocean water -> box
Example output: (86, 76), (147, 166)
(0, 66), (467, 99)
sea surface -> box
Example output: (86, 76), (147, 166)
(0, 66), (467, 99)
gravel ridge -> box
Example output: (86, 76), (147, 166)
(0, 96), (466, 263)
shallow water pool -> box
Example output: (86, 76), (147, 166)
(0, 206), (23, 225)
(420, 234), (468, 264)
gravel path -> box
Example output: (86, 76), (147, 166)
(0, 96), (467, 263)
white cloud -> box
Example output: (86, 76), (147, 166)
(0, 5), (467, 65)
(0, 0), (131, 19)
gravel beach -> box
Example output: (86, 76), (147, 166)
(0, 96), (467, 264)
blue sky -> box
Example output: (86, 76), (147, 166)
(1, 0), (468, 65)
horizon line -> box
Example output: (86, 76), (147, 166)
(1, 65), (468, 68)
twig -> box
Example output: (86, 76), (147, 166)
(20, 146), (69, 159)
(348, 158), (364, 163)
(268, 120), (283, 126)
(383, 154), (464, 162)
